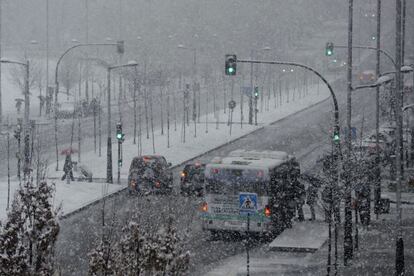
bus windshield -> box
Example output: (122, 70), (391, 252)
(205, 168), (269, 196)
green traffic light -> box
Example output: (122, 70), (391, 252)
(228, 67), (234, 74)
(116, 133), (122, 140)
(327, 50), (332, 56)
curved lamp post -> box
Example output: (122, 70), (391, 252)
(54, 42), (121, 171)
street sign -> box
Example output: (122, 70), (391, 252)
(239, 192), (257, 215)
(228, 100), (236, 109)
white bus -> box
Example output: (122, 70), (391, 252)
(200, 150), (301, 236)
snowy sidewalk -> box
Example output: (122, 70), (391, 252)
(269, 221), (328, 253)
(205, 220), (329, 276)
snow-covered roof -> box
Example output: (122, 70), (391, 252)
(228, 149), (289, 160)
(208, 150), (293, 170)
(219, 157), (287, 170)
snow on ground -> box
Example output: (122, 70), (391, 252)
(0, 178), (121, 221)
(47, 84), (330, 179)
(1, 83), (330, 221)
(268, 221), (328, 252)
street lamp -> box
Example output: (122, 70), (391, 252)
(53, 41), (122, 171)
(1, 58), (30, 179)
(177, 44), (198, 123)
(106, 60), (138, 183)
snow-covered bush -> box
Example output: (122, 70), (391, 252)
(0, 180), (60, 276)
(88, 217), (190, 276)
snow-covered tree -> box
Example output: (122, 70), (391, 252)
(88, 232), (117, 276)
(0, 180), (60, 276)
(0, 198), (28, 275)
(88, 217), (190, 276)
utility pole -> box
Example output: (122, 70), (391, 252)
(23, 60), (30, 180)
(249, 50), (254, 125)
(46, 0), (49, 116)
(344, 0), (354, 265)
(133, 66), (137, 144)
(374, 0), (382, 219)
(0, 0), (2, 126)
(395, 0), (404, 274)
(106, 68), (112, 183)
(401, 0), (406, 63)
(85, 0), (89, 102)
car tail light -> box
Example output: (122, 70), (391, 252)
(211, 168), (219, 174)
(264, 205), (271, 217)
(200, 202), (208, 212)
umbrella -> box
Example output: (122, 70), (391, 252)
(60, 148), (78, 155)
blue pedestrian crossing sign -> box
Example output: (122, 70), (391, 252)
(239, 192), (258, 215)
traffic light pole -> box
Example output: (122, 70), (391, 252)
(118, 140), (121, 184)
(395, 1), (404, 274)
(344, 0), (354, 265)
(236, 59), (340, 139)
(249, 50), (254, 125)
(236, 61), (342, 263)
(23, 60), (30, 180)
(106, 68), (113, 183)
(375, 0), (382, 219)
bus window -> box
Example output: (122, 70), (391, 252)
(205, 168), (269, 196)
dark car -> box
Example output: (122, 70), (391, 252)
(180, 162), (206, 196)
(128, 155), (173, 195)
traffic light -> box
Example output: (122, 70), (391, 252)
(116, 123), (125, 142)
(117, 40), (125, 54)
(225, 54), (237, 76)
(333, 125), (340, 143)
(325, 42), (334, 56)
(254, 86), (259, 98)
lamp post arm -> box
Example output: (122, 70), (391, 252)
(237, 59), (340, 131)
(53, 42), (117, 171)
(0, 60), (27, 67)
(352, 84), (378, 91)
(334, 45), (396, 68)
(402, 104), (414, 112)
(55, 43), (117, 87)
(109, 63), (138, 71)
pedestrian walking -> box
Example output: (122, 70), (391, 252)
(295, 179), (306, 222)
(61, 154), (74, 182)
(306, 180), (319, 221)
